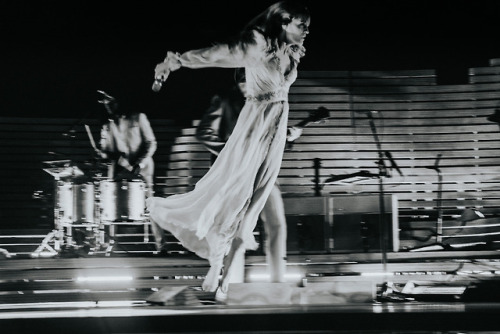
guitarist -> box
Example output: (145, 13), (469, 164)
(196, 68), (327, 300)
(196, 69), (306, 159)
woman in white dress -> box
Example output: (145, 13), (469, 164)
(148, 0), (311, 293)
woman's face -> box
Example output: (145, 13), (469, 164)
(283, 17), (310, 46)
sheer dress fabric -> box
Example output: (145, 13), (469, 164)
(146, 30), (300, 276)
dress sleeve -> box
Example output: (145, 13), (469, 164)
(179, 30), (268, 69)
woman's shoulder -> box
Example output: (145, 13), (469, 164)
(238, 28), (270, 53)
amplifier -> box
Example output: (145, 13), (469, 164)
(283, 194), (399, 253)
(284, 197), (329, 253)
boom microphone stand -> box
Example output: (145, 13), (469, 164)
(366, 111), (387, 271)
(361, 111), (402, 272)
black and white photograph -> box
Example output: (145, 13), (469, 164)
(1, 1), (500, 333)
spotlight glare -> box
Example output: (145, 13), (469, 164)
(360, 272), (394, 277)
(247, 269), (304, 283)
(76, 276), (133, 283)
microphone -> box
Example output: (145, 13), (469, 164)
(152, 51), (181, 92)
(97, 90), (110, 96)
(152, 70), (170, 92)
(152, 78), (163, 92)
(97, 90), (114, 104)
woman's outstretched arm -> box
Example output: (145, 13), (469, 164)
(154, 30), (267, 78)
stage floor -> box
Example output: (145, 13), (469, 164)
(1, 251), (500, 333)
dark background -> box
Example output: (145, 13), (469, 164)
(1, 0), (500, 124)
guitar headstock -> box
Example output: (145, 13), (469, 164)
(307, 106), (329, 123)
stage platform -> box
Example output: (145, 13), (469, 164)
(1, 250), (500, 334)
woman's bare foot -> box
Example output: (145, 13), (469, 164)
(215, 287), (228, 303)
(220, 237), (244, 293)
(202, 264), (221, 292)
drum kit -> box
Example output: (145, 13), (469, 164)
(36, 158), (151, 256)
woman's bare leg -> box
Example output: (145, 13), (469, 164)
(260, 185), (287, 282)
(202, 263), (222, 292)
(220, 237), (244, 293)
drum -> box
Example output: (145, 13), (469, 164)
(99, 179), (146, 221)
(56, 182), (95, 224)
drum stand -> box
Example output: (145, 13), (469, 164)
(38, 160), (104, 257)
(98, 214), (152, 256)
(96, 177), (153, 256)
(39, 159), (155, 257)
(33, 230), (61, 258)
(32, 180), (66, 258)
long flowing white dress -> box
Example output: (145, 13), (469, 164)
(147, 30), (301, 288)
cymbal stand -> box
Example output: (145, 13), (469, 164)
(407, 154), (447, 252)
(33, 178), (64, 258)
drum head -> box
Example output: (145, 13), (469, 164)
(57, 182), (95, 224)
(100, 179), (146, 221)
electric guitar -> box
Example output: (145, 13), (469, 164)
(294, 106), (329, 129)
(286, 106), (330, 150)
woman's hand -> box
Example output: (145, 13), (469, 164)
(165, 51), (182, 71)
(154, 51), (181, 81)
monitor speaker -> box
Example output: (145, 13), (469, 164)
(328, 194), (399, 253)
(283, 195), (399, 254)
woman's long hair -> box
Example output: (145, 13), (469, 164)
(231, 1), (310, 53)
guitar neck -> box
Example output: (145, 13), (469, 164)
(293, 109), (329, 129)
(294, 119), (311, 128)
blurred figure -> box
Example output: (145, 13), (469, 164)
(96, 90), (157, 195)
(195, 69), (247, 162)
(96, 91), (163, 248)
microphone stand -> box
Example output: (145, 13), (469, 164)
(427, 154), (443, 244)
(366, 112), (389, 273)
(63, 90), (108, 143)
(407, 154), (448, 252)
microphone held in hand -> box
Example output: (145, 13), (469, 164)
(151, 78), (163, 92)
(152, 51), (181, 92)
(152, 70), (170, 92)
